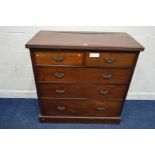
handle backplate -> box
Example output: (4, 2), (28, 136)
(96, 107), (107, 111)
(55, 73), (65, 78)
(102, 74), (112, 79)
(54, 57), (64, 62)
(104, 58), (115, 63)
(99, 90), (109, 95)
(57, 106), (66, 111)
(56, 89), (65, 94)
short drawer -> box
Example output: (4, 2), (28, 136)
(86, 52), (136, 67)
(39, 84), (126, 99)
(40, 99), (122, 117)
(34, 50), (84, 65)
(37, 67), (131, 84)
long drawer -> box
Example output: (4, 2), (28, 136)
(40, 99), (122, 117)
(39, 83), (126, 99)
(36, 67), (131, 84)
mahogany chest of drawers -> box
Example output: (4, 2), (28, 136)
(26, 31), (144, 124)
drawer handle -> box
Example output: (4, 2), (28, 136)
(56, 89), (65, 94)
(102, 74), (112, 79)
(99, 90), (109, 95)
(96, 107), (107, 111)
(104, 58), (115, 63)
(57, 106), (66, 111)
(55, 73), (65, 78)
(54, 57), (64, 62)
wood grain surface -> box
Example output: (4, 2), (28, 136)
(34, 50), (84, 65)
(37, 66), (131, 84)
(40, 99), (122, 117)
(26, 31), (144, 51)
(86, 52), (136, 67)
(39, 83), (126, 99)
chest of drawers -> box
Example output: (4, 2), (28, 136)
(26, 31), (144, 124)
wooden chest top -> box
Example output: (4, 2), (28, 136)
(26, 31), (144, 51)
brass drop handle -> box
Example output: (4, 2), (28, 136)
(54, 57), (64, 62)
(56, 89), (65, 94)
(104, 58), (115, 63)
(55, 73), (65, 78)
(57, 106), (66, 111)
(102, 74), (112, 79)
(96, 107), (107, 111)
(99, 90), (109, 95)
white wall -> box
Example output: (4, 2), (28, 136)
(0, 26), (155, 99)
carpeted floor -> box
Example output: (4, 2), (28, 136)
(0, 98), (154, 129)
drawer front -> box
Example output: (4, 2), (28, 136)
(39, 84), (126, 99)
(37, 67), (131, 84)
(86, 52), (136, 67)
(40, 99), (122, 117)
(34, 51), (84, 65)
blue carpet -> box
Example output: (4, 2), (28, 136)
(0, 98), (154, 129)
